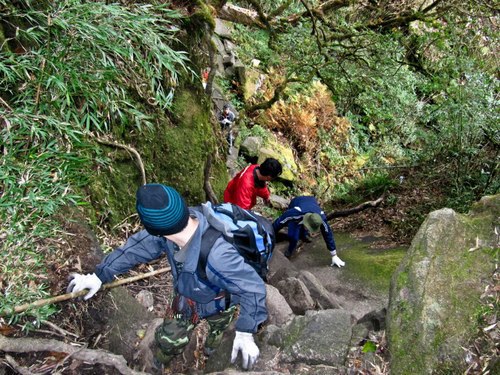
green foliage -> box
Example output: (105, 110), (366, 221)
(237, 123), (270, 142)
(0, 0), (189, 320)
(1, 1), (188, 132)
(214, 75), (244, 110)
(232, 23), (279, 68)
(232, 0), (497, 214)
(419, 70), (499, 210)
(335, 172), (396, 205)
(362, 340), (377, 353)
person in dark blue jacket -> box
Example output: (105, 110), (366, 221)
(273, 196), (345, 267)
(67, 184), (266, 370)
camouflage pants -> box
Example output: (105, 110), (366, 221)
(204, 306), (236, 349)
(154, 306), (236, 364)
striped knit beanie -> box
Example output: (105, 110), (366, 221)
(136, 184), (189, 236)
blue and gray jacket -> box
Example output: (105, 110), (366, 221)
(273, 196), (337, 256)
(95, 203), (267, 333)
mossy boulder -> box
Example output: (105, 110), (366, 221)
(269, 310), (352, 366)
(257, 138), (297, 182)
(240, 67), (263, 101)
(86, 86), (228, 230)
(387, 195), (499, 374)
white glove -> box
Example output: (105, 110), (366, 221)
(331, 255), (345, 268)
(231, 331), (259, 370)
(67, 273), (102, 300)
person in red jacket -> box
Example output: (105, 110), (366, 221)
(224, 158), (282, 210)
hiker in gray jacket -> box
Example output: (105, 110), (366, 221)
(67, 183), (266, 370)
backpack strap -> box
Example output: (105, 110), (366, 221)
(198, 226), (232, 310)
(197, 226), (223, 280)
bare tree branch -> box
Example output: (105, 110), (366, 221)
(247, 0), (272, 29)
(245, 79), (291, 113)
(326, 196), (384, 220)
(367, 0), (449, 31)
(300, 0), (323, 54)
(286, 0), (352, 25)
(218, 3), (265, 28)
(0, 267), (170, 316)
(268, 0), (294, 18)
(4, 355), (33, 375)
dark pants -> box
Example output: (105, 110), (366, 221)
(285, 222), (309, 256)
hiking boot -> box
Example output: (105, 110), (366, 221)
(284, 250), (292, 258)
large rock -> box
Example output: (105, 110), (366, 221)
(276, 277), (315, 315)
(214, 18), (233, 38)
(299, 270), (342, 310)
(102, 287), (155, 362)
(240, 136), (263, 157)
(267, 256), (298, 286)
(265, 284), (294, 326)
(240, 67), (263, 101)
(387, 195), (499, 374)
(258, 144), (297, 182)
(237, 130), (297, 183)
(269, 193), (290, 210)
(269, 310), (352, 366)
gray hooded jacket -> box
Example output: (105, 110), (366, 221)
(95, 202), (267, 333)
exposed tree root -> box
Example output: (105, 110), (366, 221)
(0, 334), (147, 375)
(203, 153), (219, 204)
(133, 318), (163, 373)
(4, 354), (34, 375)
(96, 138), (147, 186)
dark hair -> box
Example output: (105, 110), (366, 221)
(259, 158), (282, 179)
(223, 104), (230, 110)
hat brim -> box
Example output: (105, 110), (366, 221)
(302, 220), (320, 233)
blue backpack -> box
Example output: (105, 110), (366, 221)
(198, 203), (275, 281)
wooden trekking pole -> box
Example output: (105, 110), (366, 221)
(0, 267), (171, 317)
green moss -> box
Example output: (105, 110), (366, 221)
(336, 233), (407, 292)
(85, 146), (142, 230)
(391, 340), (427, 374)
(281, 316), (307, 349)
(183, 1), (216, 34)
(395, 270), (408, 289)
(84, 86), (228, 231)
(137, 87), (227, 204)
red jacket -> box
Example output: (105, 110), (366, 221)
(223, 164), (270, 210)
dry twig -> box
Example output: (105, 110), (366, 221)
(42, 320), (79, 339)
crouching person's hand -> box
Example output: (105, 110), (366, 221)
(67, 273), (102, 300)
(231, 331), (259, 370)
(331, 255), (345, 267)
